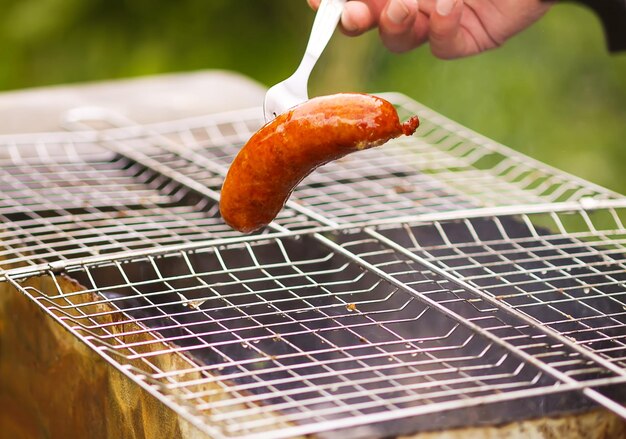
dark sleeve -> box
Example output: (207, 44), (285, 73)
(565, 0), (626, 52)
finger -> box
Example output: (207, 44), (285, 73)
(379, 0), (427, 53)
(340, 1), (376, 35)
(429, 0), (467, 59)
(339, 1), (388, 36)
(310, 1), (388, 37)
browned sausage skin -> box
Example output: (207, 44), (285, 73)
(220, 93), (419, 233)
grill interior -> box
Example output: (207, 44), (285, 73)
(2, 93), (625, 438)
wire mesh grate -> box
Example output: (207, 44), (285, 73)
(10, 233), (612, 438)
(373, 208), (626, 369)
(0, 132), (303, 271)
(1, 93), (625, 437)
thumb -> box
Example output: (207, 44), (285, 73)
(429, 0), (466, 59)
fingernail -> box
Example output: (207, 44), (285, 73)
(387, 0), (413, 25)
(436, 0), (456, 16)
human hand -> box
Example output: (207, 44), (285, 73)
(307, 0), (554, 58)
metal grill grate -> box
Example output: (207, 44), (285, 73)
(2, 93), (625, 438)
(0, 129), (297, 271)
(373, 209), (626, 368)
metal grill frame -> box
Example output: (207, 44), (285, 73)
(1, 92), (625, 438)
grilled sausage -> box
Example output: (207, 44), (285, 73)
(220, 93), (419, 233)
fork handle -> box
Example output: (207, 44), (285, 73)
(295, 0), (347, 80)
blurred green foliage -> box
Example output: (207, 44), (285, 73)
(1, 0), (624, 193)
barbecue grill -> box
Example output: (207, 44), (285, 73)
(1, 82), (625, 438)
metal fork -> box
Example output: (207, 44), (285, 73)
(263, 0), (347, 122)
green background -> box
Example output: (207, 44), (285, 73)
(1, 0), (625, 193)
